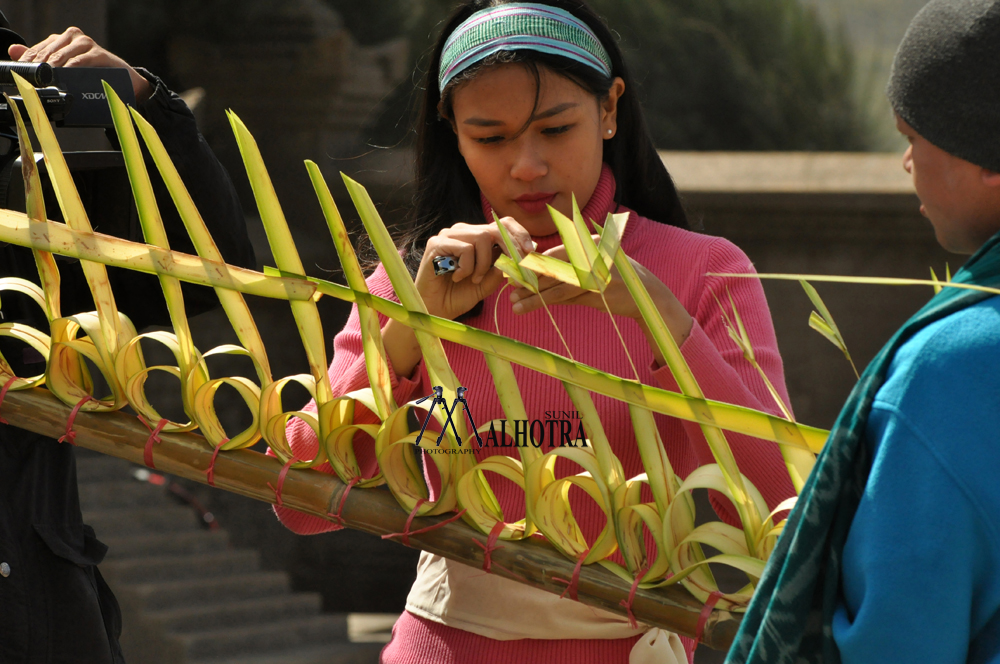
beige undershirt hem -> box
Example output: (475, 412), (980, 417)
(404, 552), (687, 663)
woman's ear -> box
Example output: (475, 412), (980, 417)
(601, 77), (626, 139)
(436, 99), (459, 136)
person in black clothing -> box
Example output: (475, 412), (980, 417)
(0, 28), (254, 663)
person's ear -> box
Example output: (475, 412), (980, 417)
(600, 77), (626, 139)
(982, 168), (1000, 188)
(436, 99), (458, 136)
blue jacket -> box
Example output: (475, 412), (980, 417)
(834, 295), (1000, 663)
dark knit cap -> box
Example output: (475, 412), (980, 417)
(887, 0), (1000, 171)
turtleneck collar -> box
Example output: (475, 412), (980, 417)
(479, 163), (630, 252)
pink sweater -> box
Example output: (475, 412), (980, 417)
(274, 168), (795, 662)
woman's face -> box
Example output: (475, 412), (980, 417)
(449, 63), (624, 236)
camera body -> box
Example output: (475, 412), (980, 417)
(0, 63), (135, 129)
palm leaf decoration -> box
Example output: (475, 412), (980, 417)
(0, 72), (835, 616)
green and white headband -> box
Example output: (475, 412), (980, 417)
(439, 3), (613, 92)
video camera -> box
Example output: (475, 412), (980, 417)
(0, 11), (136, 216)
(0, 59), (135, 129)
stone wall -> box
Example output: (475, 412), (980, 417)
(662, 152), (949, 429)
(2, 0), (106, 45)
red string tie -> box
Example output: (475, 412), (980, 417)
(267, 457), (299, 508)
(469, 522), (531, 583)
(381, 498), (468, 547)
(695, 590), (725, 645)
(0, 376), (17, 425)
(474, 521), (506, 573)
(203, 439), (229, 487)
(138, 416), (169, 469)
(619, 565), (650, 630)
(58, 396), (95, 445)
(326, 476), (361, 528)
(553, 548), (590, 602)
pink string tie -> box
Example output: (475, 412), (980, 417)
(0, 376), (17, 425)
(138, 416), (169, 469)
(553, 548), (590, 602)
(619, 565), (650, 630)
(267, 457), (299, 508)
(326, 476), (361, 529)
(695, 590), (725, 644)
(381, 498), (468, 547)
(58, 396), (95, 445)
(203, 439), (229, 487)
(474, 521), (506, 573)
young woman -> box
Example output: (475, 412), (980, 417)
(276, 2), (796, 662)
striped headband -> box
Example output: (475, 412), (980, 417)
(439, 3), (613, 92)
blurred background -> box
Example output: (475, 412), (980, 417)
(3, 1), (951, 662)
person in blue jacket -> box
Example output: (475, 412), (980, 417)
(726, 1), (1000, 662)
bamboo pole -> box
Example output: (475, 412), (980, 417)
(1, 387), (742, 650)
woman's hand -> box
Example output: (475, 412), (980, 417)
(9, 27), (153, 103)
(413, 217), (534, 320)
(381, 217), (534, 379)
(508, 243), (693, 365)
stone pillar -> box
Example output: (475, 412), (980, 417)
(165, 0), (408, 269)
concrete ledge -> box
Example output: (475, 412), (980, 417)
(660, 151), (913, 195)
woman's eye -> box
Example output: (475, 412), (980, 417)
(475, 135), (504, 145)
(542, 125), (572, 136)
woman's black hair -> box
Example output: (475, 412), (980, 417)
(402, 0), (689, 274)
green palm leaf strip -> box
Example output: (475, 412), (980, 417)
(5, 93), (60, 321)
(104, 82), (207, 431)
(492, 210), (574, 359)
(0, 278), (52, 390)
(340, 174), (482, 516)
(929, 264), (952, 295)
(0, 211), (315, 300)
(129, 107), (272, 388)
(483, 353), (541, 535)
(13, 73), (132, 411)
(306, 160), (395, 420)
(228, 112), (329, 404)
(799, 280), (859, 379)
(713, 289), (814, 492)
(711, 271), (1000, 297)
(610, 246), (762, 555)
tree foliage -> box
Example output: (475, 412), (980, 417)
(108, 0), (874, 151)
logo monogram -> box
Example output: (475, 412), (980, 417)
(414, 386), (485, 448)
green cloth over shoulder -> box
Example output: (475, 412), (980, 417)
(725, 230), (1000, 664)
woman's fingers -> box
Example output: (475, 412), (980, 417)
(510, 275), (559, 303)
(478, 265), (506, 299)
(494, 216), (534, 256)
(471, 235), (495, 284)
(512, 282), (586, 315)
(427, 236), (475, 283)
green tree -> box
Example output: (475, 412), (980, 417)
(108, 0), (874, 151)
(371, 0), (873, 150)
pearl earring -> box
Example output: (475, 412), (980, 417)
(607, 129), (613, 135)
